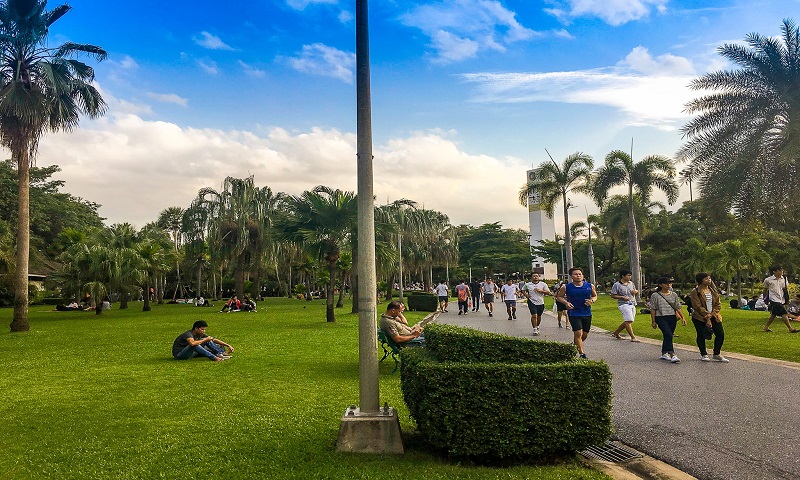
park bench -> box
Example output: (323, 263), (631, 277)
(377, 311), (441, 374)
(378, 329), (402, 374)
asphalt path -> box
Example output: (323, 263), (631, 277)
(438, 299), (800, 480)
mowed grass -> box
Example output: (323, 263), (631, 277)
(586, 293), (800, 363)
(0, 299), (609, 480)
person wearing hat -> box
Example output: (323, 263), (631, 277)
(649, 277), (686, 363)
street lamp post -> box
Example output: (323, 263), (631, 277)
(558, 239), (566, 280)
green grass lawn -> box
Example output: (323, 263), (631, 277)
(0, 299), (609, 480)
(586, 293), (800, 363)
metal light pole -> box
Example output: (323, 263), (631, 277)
(337, 0), (403, 453)
(558, 239), (565, 280)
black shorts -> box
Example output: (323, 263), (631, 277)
(569, 315), (592, 332)
(483, 294), (494, 303)
(769, 301), (787, 316)
(527, 300), (544, 316)
(438, 296), (449, 303)
(556, 301), (568, 312)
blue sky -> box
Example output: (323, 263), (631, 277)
(37, 0), (796, 230)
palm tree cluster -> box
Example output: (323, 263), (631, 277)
(519, 149), (678, 298)
(48, 177), (458, 323)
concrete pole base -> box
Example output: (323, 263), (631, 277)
(336, 404), (404, 454)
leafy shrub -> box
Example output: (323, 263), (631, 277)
(406, 292), (438, 312)
(401, 324), (612, 461)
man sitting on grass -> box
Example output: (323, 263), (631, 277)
(380, 301), (424, 346)
(172, 320), (234, 361)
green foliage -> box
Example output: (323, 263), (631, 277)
(458, 223), (532, 276)
(401, 324), (612, 460)
(405, 291), (438, 311)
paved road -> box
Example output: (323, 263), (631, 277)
(438, 300), (800, 480)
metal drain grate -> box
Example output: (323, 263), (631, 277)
(581, 441), (643, 463)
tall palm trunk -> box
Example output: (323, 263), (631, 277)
(143, 277), (151, 312)
(562, 190), (574, 270)
(326, 263), (337, 322)
(11, 152), (30, 332)
(627, 189), (642, 303)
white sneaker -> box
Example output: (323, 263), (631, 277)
(659, 353), (672, 361)
(670, 355), (681, 363)
(712, 354), (729, 363)
(700, 354), (711, 361)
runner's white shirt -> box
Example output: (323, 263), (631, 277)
(501, 283), (519, 301)
(524, 281), (550, 305)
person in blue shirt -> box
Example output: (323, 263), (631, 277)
(555, 267), (598, 359)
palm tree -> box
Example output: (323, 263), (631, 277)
(678, 19), (800, 224)
(276, 186), (358, 322)
(709, 237), (770, 303)
(3, 0), (107, 332)
(591, 150), (678, 300)
(518, 152), (593, 271)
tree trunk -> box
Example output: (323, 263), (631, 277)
(197, 265), (203, 298)
(120, 290), (129, 309)
(337, 271), (347, 308)
(327, 264), (337, 322)
(143, 278), (151, 311)
(11, 153), (30, 332)
(562, 191), (574, 270)
(157, 275), (164, 304)
(627, 192), (643, 304)
(251, 267), (261, 301)
(235, 255), (246, 300)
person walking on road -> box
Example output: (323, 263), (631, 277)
(455, 280), (471, 315)
(762, 265), (800, 333)
(500, 277), (520, 321)
(523, 272), (550, 336)
(689, 272), (729, 362)
(553, 280), (570, 329)
(435, 280), (449, 312)
(649, 277), (686, 363)
(556, 268), (598, 359)
(610, 270), (640, 342)
(481, 277), (497, 317)
(469, 278), (482, 312)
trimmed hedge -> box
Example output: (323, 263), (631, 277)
(400, 324), (612, 460)
(405, 292), (438, 312)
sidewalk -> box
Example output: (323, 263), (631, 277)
(439, 301), (800, 480)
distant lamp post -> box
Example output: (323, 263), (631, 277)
(558, 239), (566, 280)
(444, 238), (451, 286)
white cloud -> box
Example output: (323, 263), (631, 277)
(284, 43), (355, 83)
(192, 31), (235, 51)
(338, 10), (353, 23)
(622, 46), (694, 75)
(30, 104), (529, 230)
(286, 0), (337, 10)
(461, 47), (699, 131)
(545, 0), (668, 26)
(238, 60), (266, 78)
(399, 0), (539, 63)
(145, 92), (189, 107)
(196, 58), (218, 75)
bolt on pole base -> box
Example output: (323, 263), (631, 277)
(336, 404), (404, 454)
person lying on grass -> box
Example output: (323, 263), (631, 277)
(172, 320), (234, 362)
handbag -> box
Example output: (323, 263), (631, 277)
(703, 324), (714, 340)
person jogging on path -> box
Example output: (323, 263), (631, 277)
(481, 277), (497, 317)
(523, 272), (550, 336)
(500, 277), (520, 321)
(556, 268), (597, 359)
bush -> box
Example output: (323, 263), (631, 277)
(401, 324), (612, 461)
(406, 292), (438, 312)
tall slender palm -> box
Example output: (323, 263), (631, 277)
(276, 186), (357, 322)
(709, 237), (770, 302)
(678, 19), (800, 223)
(592, 150), (678, 300)
(518, 152), (593, 270)
(3, 0), (107, 332)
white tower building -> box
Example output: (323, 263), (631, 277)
(526, 168), (558, 279)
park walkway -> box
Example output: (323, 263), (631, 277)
(439, 301), (800, 480)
